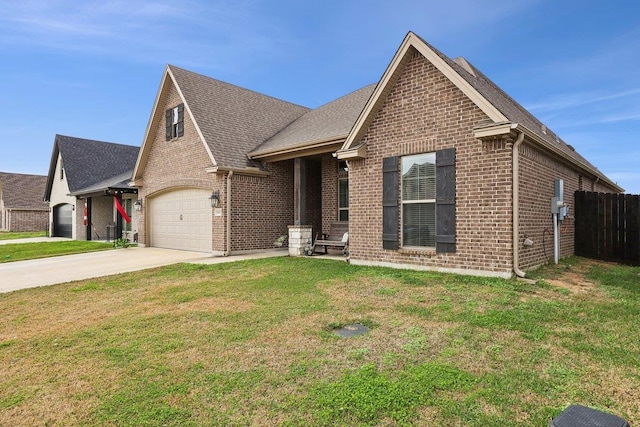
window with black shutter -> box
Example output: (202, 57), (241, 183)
(402, 153), (436, 247)
(382, 156), (399, 250)
(165, 103), (184, 140)
(383, 148), (456, 253)
(435, 148), (456, 253)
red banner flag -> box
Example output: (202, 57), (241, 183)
(114, 196), (131, 224)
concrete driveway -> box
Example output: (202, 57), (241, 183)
(0, 246), (288, 293)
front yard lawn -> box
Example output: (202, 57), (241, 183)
(0, 257), (637, 426)
(0, 241), (114, 263)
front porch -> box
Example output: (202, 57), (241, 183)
(286, 154), (349, 257)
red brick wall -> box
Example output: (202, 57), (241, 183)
(349, 48), (514, 276)
(228, 161), (294, 251)
(517, 143), (619, 270)
(139, 78), (296, 252)
(4, 210), (48, 232)
(137, 80), (219, 249)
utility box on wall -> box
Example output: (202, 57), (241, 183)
(551, 178), (568, 220)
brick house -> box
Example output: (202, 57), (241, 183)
(0, 172), (49, 232)
(132, 31), (620, 277)
(131, 65), (372, 253)
(336, 32), (621, 277)
(44, 135), (140, 241)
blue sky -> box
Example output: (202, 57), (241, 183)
(1, 0), (638, 193)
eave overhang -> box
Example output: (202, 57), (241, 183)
(248, 136), (346, 162)
(205, 166), (271, 177)
(474, 122), (624, 193)
(335, 142), (367, 160)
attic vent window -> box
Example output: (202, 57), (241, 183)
(165, 103), (184, 140)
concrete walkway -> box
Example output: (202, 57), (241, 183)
(0, 237), (70, 245)
(0, 246), (289, 294)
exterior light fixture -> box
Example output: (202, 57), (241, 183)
(134, 199), (143, 211)
(209, 190), (220, 208)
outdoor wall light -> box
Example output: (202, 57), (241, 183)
(209, 190), (220, 208)
(134, 199), (143, 211)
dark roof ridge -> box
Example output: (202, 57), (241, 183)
(55, 133), (138, 149)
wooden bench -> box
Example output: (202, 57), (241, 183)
(312, 221), (349, 254)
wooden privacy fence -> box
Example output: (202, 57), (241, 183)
(574, 191), (640, 266)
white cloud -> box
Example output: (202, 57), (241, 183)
(526, 88), (640, 114)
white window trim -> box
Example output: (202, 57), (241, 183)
(338, 177), (349, 221)
(401, 152), (436, 249)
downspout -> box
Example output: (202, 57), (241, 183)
(512, 131), (526, 278)
(224, 171), (234, 256)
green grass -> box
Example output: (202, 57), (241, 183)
(0, 257), (638, 426)
(0, 240), (114, 262)
(0, 230), (47, 240)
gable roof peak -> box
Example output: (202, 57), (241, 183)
(166, 64), (309, 110)
(45, 134), (139, 200)
(160, 64), (310, 171)
(338, 31), (621, 191)
(453, 57), (476, 76)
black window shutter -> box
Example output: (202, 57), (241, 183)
(165, 109), (172, 141)
(382, 156), (399, 250)
(176, 103), (184, 137)
(436, 148), (456, 253)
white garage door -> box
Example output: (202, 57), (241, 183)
(149, 188), (212, 252)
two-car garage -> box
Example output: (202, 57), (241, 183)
(148, 188), (212, 252)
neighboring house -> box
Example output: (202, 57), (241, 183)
(44, 135), (140, 241)
(0, 172), (49, 232)
(132, 31), (621, 277)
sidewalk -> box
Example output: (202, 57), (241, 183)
(0, 237), (70, 245)
(0, 247), (289, 293)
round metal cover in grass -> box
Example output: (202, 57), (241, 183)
(335, 323), (370, 338)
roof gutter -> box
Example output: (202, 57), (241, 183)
(474, 123), (623, 193)
(206, 166), (270, 177)
(512, 131), (526, 278)
(248, 137), (346, 162)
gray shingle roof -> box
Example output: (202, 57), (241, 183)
(169, 65), (310, 170)
(249, 84), (376, 157)
(0, 172), (49, 210)
(413, 34), (602, 176)
(45, 135), (139, 200)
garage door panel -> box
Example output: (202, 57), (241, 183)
(149, 189), (212, 252)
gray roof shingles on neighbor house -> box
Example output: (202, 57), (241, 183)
(44, 134), (140, 200)
(0, 172), (49, 210)
(168, 65), (310, 170)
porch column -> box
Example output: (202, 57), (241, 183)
(86, 197), (92, 241)
(288, 224), (313, 257)
(294, 157), (306, 225)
